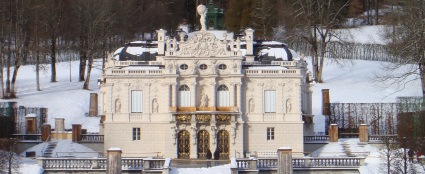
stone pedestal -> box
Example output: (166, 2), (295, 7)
(89, 93), (98, 117)
(322, 89), (330, 115)
(329, 124), (338, 142)
(55, 118), (65, 132)
(26, 116), (37, 134)
(277, 147), (292, 174)
(359, 124), (369, 142)
(107, 148), (122, 174)
(72, 124), (82, 142)
(41, 124), (51, 142)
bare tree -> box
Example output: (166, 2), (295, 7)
(0, 138), (19, 173)
(381, 0), (425, 97)
(250, 0), (276, 39)
(291, 0), (349, 83)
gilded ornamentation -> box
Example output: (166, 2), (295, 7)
(196, 114), (211, 122)
(176, 114), (192, 122)
(215, 114), (231, 122)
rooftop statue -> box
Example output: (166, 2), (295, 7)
(197, 5), (207, 31)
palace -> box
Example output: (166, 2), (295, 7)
(99, 4), (313, 159)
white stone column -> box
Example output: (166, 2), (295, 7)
(236, 83), (242, 112)
(210, 82), (216, 107)
(167, 84), (171, 109)
(230, 83), (235, 107)
(172, 83), (177, 107)
(191, 82), (197, 107)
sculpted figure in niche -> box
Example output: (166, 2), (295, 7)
(286, 99), (292, 113)
(115, 99), (121, 113)
(153, 99), (159, 113)
(200, 93), (208, 107)
(197, 5), (207, 31)
(249, 99), (255, 113)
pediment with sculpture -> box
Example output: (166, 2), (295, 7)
(176, 31), (230, 57)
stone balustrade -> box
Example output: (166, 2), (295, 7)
(108, 69), (163, 76)
(114, 61), (163, 67)
(303, 135), (330, 142)
(368, 134), (398, 141)
(12, 134), (42, 142)
(243, 61), (298, 67)
(80, 134), (104, 142)
(245, 69), (299, 75)
(234, 157), (365, 170)
(40, 157), (164, 171)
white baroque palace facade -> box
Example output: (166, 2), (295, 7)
(99, 27), (313, 159)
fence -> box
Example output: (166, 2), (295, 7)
(326, 97), (425, 135)
(288, 41), (401, 63)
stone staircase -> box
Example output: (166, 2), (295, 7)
(171, 159), (230, 168)
(42, 142), (58, 157)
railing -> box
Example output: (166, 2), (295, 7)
(41, 157), (165, 171)
(80, 134), (104, 142)
(245, 69), (299, 75)
(339, 133), (359, 138)
(257, 158), (278, 169)
(108, 69), (163, 75)
(12, 134), (42, 142)
(368, 134), (398, 141)
(304, 135), (330, 142)
(114, 61), (163, 67)
(234, 158), (257, 170)
(243, 61), (298, 67)
(293, 157), (364, 168)
(234, 157), (365, 171)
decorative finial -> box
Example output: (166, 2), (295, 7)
(197, 5), (207, 31)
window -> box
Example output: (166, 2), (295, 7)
(133, 128), (140, 140)
(199, 64), (208, 70)
(217, 85), (229, 107)
(267, 127), (274, 140)
(218, 64), (227, 70)
(180, 64), (188, 70)
(131, 90), (143, 113)
(264, 90), (276, 113)
(178, 85), (190, 107)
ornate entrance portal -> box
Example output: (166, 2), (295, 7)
(197, 130), (210, 158)
(216, 130), (229, 159)
(178, 130), (190, 159)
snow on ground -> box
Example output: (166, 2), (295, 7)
(18, 157), (44, 174)
(170, 164), (231, 174)
(334, 25), (388, 45)
(1, 61), (102, 132)
(22, 140), (98, 158)
(310, 58), (421, 133)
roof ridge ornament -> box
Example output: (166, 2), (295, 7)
(197, 5), (207, 31)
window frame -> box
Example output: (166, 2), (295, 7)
(199, 64), (208, 70)
(267, 127), (275, 140)
(131, 90), (143, 113)
(133, 127), (141, 140)
(218, 64), (227, 70)
(180, 64), (188, 70)
(178, 85), (191, 107)
(264, 90), (276, 113)
(217, 85), (229, 107)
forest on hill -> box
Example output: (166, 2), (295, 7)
(0, 0), (423, 98)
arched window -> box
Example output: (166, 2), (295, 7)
(217, 85), (229, 107)
(179, 85), (190, 107)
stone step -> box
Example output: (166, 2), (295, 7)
(171, 159), (230, 168)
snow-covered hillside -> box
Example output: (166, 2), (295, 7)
(1, 61), (102, 132)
